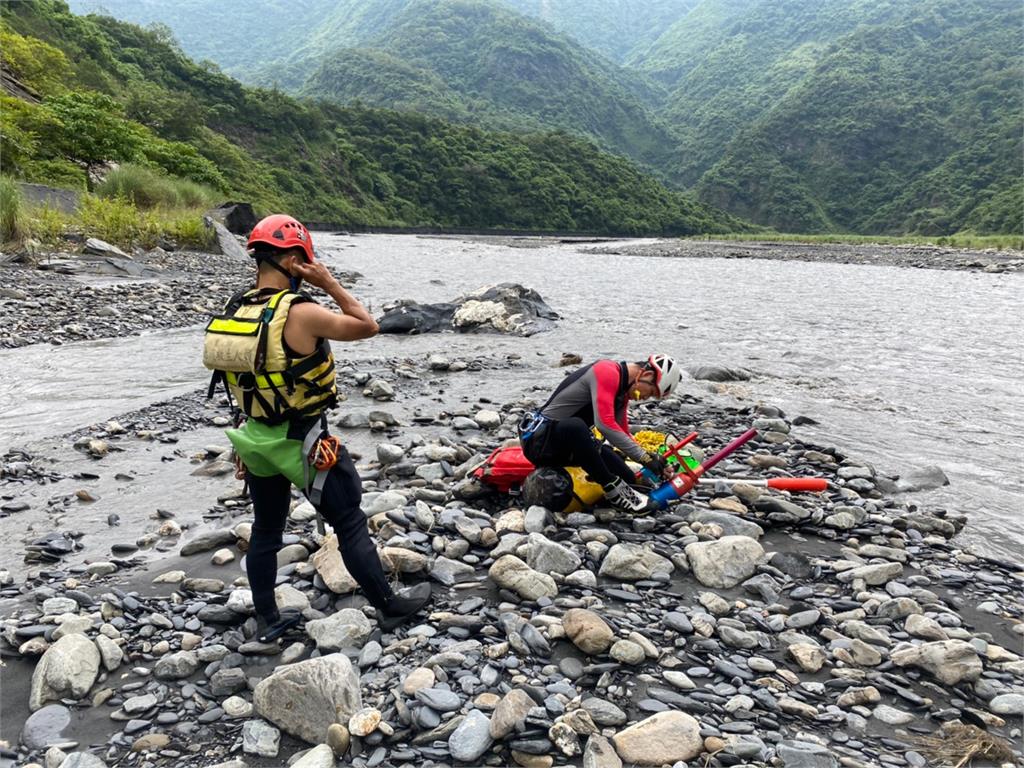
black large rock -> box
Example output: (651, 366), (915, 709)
(378, 283), (558, 336)
(206, 202), (258, 235)
(377, 300), (457, 334)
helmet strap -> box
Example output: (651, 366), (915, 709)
(255, 252), (300, 289)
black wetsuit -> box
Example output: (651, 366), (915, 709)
(521, 360), (644, 487)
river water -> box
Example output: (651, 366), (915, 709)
(1, 234), (1021, 559)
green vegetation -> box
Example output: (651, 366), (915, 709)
(687, 232), (1024, 252)
(70, 0), (678, 170)
(67, 0), (411, 82)
(691, 0), (1023, 234)
(500, 0), (702, 64)
(0, 175), (213, 249)
(299, 0), (676, 168)
(43, 0), (1024, 238)
(96, 164), (220, 209)
(333, 109), (740, 233)
(0, 176), (30, 242)
(624, 0), (1023, 235)
(1, 0), (739, 239)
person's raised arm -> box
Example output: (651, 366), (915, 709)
(290, 261), (379, 341)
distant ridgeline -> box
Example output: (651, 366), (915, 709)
(0, 0), (743, 235)
(65, 0), (1023, 236)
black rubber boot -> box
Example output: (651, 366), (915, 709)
(377, 583), (432, 632)
(257, 609), (302, 643)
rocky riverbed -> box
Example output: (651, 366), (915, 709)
(588, 239), (1024, 273)
(0, 243), (362, 350)
(1, 239), (1022, 768)
(2, 352), (1022, 768)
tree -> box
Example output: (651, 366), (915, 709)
(44, 92), (139, 190)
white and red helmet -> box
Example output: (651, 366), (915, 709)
(648, 354), (681, 398)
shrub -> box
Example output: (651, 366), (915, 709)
(28, 204), (69, 246)
(0, 175), (30, 242)
(73, 192), (213, 249)
(96, 163), (220, 209)
(76, 193), (142, 245)
(171, 177), (220, 209)
(96, 163), (178, 208)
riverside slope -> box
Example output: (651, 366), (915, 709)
(0, 236), (1021, 768)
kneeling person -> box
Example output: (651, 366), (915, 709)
(519, 355), (681, 514)
(203, 214), (429, 641)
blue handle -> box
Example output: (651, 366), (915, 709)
(649, 482), (678, 510)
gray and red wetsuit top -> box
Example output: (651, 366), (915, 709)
(538, 359), (647, 462)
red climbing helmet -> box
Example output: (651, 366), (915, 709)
(247, 214), (315, 263)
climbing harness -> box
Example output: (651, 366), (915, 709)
(517, 410), (552, 442)
(299, 414), (341, 534)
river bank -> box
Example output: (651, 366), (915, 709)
(1, 360), (1022, 768)
(3, 233), (1022, 352)
(1, 234), (1021, 768)
(588, 239), (1024, 273)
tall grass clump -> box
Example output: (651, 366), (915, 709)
(97, 164), (220, 210)
(29, 204), (70, 245)
(77, 194), (142, 245)
(75, 194), (213, 250)
(0, 176), (30, 243)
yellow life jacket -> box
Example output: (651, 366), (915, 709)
(203, 288), (337, 424)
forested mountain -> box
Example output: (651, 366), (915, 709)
(299, 0), (675, 167)
(631, 1), (940, 187)
(499, 0), (700, 64)
(68, 0), (700, 72)
(62, 0), (1023, 235)
(2, 0), (741, 235)
(69, 0), (678, 169)
(662, 0), (1022, 233)
(65, 0), (406, 80)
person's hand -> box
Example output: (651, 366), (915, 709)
(290, 259), (340, 292)
(642, 453), (670, 479)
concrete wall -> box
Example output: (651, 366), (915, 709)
(17, 183), (81, 214)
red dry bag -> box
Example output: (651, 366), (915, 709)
(473, 445), (536, 492)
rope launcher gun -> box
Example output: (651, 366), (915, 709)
(642, 428), (828, 510)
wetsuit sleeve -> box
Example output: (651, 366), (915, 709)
(590, 361), (647, 462)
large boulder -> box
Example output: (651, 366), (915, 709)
(305, 608), (373, 651)
(685, 536), (765, 588)
(490, 689), (536, 739)
(453, 284), (559, 335)
(254, 653), (362, 744)
(611, 711), (703, 765)
(526, 533), (582, 575)
(688, 509), (764, 539)
(895, 465), (950, 493)
(686, 365), (749, 382)
(29, 634), (100, 711)
(377, 300), (458, 334)
(378, 284), (558, 336)
(203, 216), (249, 261)
(562, 609), (615, 655)
(205, 201), (257, 235)
(449, 710), (494, 762)
(777, 741), (838, 768)
(890, 640), (983, 685)
(21, 703), (71, 749)
(489, 555), (558, 600)
(311, 534), (359, 594)
(598, 543), (673, 581)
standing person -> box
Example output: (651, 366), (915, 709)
(203, 214), (430, 642)
(518, 355), (682, 514)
